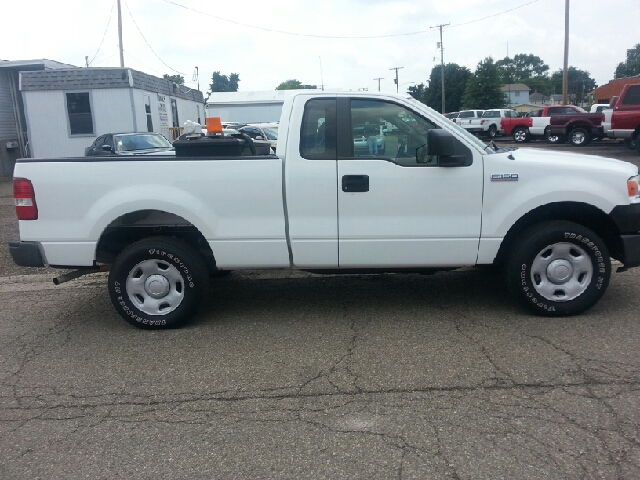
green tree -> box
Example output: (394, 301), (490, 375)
(614, 44), (640, 79)
(407, 83), (427, 103)
(275, 79), (317, 90)
(462, 57), (506, 109)
(413, 63), (470, 113)
(496, 54), (552, 95)
(550, 67), (596, 105)
(163, 74), (184, 85)
(208, 72), (240, 93)
(497, 54), (549, 82)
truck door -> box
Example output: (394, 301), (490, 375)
(284, 97), (339, 267)
(337, 98), (483, 268)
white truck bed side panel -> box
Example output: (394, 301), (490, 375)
(15, 158), (290, 268)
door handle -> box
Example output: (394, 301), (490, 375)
(342, 175), (369, 192)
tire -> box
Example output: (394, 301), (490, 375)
(636, 136), (640, 156)
(569, 127), (591, 146)
(487, 124), (497, 138)
(108, 237), (209, 329)
(506, 221), (611, 316)
(512, 127), (530, 143)
(624, 138), (635, 150)
(546, 130), (565, 144)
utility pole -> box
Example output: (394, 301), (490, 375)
(85, 56), (89, 68)
(193, 66), (199, 91)
(373, 77), (384, 92)
(117, 0), (124, 67)
(389, 67), (403, 93)
(431, 23), (449, 114)
(562, 0), (570, 105)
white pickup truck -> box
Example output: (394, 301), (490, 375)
(463, 108), (518, 138)
(9, 91), (640, 329)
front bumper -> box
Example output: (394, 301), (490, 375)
(610, 204), (640, 268)
(8, 241), (45, 267)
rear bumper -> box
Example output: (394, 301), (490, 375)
(8, 241), (45, 267)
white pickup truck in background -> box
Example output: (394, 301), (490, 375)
(463, 108), (518, 138)
(9, 91), (640, 329)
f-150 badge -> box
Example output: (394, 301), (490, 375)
(491, 173), (519, 181)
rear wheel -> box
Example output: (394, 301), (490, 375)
(512, 127), (530, 143)
(636, 136), (640, 155)
(506, 221), (611, 316)
(624, 138), (635, 150)
(487, 124), (497, 138)
(569, 127), (591, 146)
(108, 237), (209, 329)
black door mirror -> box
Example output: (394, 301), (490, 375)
(416, 129), (472, 167)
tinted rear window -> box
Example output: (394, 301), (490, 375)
(622, 85), (640, 106)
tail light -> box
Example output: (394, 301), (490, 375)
(14, 178), (38, 220)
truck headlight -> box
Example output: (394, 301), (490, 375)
(628, 175), (639, 199)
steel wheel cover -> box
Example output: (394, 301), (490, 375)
(126, 259), (185, 315)
(530, 242), (593, 302)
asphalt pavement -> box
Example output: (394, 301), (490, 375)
(1, 144), (640, 479)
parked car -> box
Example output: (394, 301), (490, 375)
(85, 133), (174, 156)
(605, 84), (640, 155)
(444, 112), (460, 122)
(454, 110), (485, 128)
(500, 105), (602, 145)
(464, 109), (518, 138)
(238, 123), (279, 152)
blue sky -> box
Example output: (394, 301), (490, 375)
(4, 0), (639, 93)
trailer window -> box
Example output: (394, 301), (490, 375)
(66, 92), (94, 135)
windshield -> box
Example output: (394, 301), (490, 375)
(263, 127), (278, 140)
(114, 134), (172, 152)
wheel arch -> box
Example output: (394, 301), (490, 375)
(494, 201), (622, 266)
(95, 209), (216, 272)
(566, 122), (593, 133)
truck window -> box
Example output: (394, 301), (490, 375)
(349, 99), (437, 166)
(621, 85), (640, 106)
(300, 99), (337, 160)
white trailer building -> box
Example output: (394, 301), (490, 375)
(205, 90), (319, 124)
(20, 67), (205, 158)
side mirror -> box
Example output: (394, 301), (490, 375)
(418, 129), (471, 167)
(426, 129), (456, 156)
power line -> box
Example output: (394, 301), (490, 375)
(123, 0), (187, 76)
(159, 0), (542, 39)
(449, 0), (543, 28)
(88, 0), (116, 66)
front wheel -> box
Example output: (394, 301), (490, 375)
(108, 237), (209, 329)
(506, 221), (611, 316)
